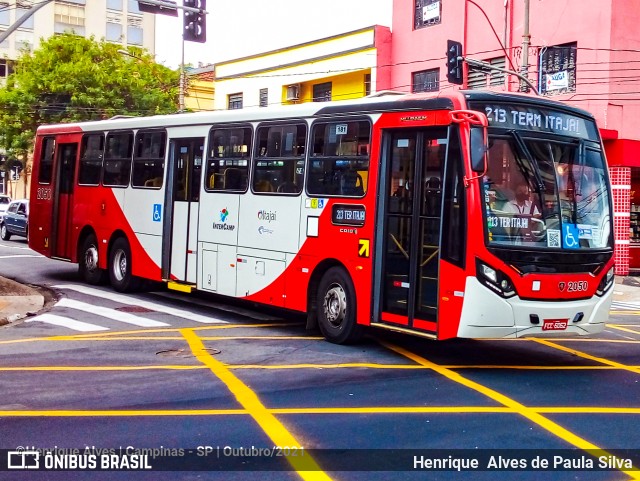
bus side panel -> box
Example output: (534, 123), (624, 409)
(435, 260), (466, 340)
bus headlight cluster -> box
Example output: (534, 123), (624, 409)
(476, 259), (517, 298)
(596, 267), (614, 296)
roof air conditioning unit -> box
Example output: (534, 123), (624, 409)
(286, 84), (300, 101)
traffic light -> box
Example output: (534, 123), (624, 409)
(183, 0), (206, 43)
(446, 40), (464, 85)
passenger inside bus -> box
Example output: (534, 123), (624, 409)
(255, 179), (275, 192)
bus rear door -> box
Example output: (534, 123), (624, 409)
(52, 142), (78, 260)
(374, 128), (447, 337)
(162, 137), (204, 284)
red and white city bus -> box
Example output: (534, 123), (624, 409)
(29, 90), (615, 343)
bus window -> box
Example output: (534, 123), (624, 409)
(253, 123), (305, 195)
(78, 134), (104, 186)
(307, 120), (370, 197)
(38, 137), (55, 184)
(206, 127), (251, 192)
(103, 132), (133, 187)
(132, 130), (166, 188)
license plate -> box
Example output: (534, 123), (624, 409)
(542, 319), (568, 331)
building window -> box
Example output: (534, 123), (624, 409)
(415, 0), (441, 30)
(364, 73), (371, 96)
(127, 25), (143, 45)
(412, 68), (439, 93)
(16, 1), (34, 29)
(0, 59), (13, 78)
(228, 93), (243, 110)
(54, 3), (85, 27)
(259, 88), (268, 107)
(106, 22), (122, 42)
(467, 57), (506, 90)
(540, 42), (577, 95)
(107, 0), (123, 10)
(313, 82), (332, 102)
(127, 0), (141, 13)
(0, 3), (9, 25)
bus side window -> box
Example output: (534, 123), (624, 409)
(78, 133), (104, 186)
(205, 126), (251, 192)
(132, 130), (166, 188)
(307, 120), (370, 197)
(252, 123), (305, 195)
(103, 132), (133, 187)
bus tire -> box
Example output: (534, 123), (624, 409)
(0, 223), (10, 241)
(316, 267), (363, 344)
(108, 237), (140, 292)
(78, 234), (106, 285)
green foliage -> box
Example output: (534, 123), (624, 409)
(0, 33), (180, 161)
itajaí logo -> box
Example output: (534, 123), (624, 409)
(213, 208), (235, 231)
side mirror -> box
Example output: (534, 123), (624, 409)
(470, 127), (487, 173)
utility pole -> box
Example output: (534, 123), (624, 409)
(520, 0), (531, 91)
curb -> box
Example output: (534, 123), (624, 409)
(0, 277), (46, 326)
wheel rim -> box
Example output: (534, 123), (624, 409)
(323, 283), (347, 328)
(84, 244), (99, 272)
(1, 225), (5, 237)
(112, 249), (127, 282)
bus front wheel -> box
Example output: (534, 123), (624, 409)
(79, 234), (106, 285)
(108, 237), (140, 292)
(316, 267), (363, 344)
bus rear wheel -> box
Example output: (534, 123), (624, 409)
(79, 234), (106, 285)
(108, 237), (140, 292)
(316, 267), (363, 344)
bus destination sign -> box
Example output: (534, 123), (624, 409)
(469, 102), (598, 140)
(331, 204), (366, 227)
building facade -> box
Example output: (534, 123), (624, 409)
(390, 0), (640, 274)
(213, 26), (392, 111)
(0, 0), (156, 197)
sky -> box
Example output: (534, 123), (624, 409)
(154, 0), (394, 69)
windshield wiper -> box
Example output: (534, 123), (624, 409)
(509, 130), (546, 194)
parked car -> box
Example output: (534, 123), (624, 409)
(0, 194), (10, 222)
(0, 199), (28, 241)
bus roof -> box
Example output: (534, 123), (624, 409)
(35, 89), (595, 135)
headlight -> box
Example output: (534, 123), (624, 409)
(476, 259), (517, 298)
(596, 267), (614, 296)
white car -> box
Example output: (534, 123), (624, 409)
(0, 195), (10, 222)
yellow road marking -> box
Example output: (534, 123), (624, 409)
(2, 405), (640, 417)
(607, 325), (640, 335)
(180, 328), (332, 481)
(380, 340), (640, 480)
(533, 339), (640, 375)
(3, 363), (640, 372)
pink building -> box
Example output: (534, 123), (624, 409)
(389, 0), (640, 274)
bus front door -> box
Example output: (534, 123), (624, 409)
(52, 143), (78, 260)
(376, 128), (446, 336)
(162, 137), (204, 284)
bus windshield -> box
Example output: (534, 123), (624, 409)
(482, 134), (611, 250)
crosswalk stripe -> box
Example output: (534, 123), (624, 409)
(611, 301), (640, 311)
(0, 254), (43, 259)
(153, 291), (281, 321)
(26, 313), (109, 332)
(52, 284), (227, 324)
(57, 298), (170, 328)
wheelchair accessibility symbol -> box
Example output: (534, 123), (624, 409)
(153, 204), (162, 222)
(563, 224), (580, 249)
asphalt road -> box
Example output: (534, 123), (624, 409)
(0, 239), (639, 481)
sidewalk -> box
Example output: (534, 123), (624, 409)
(0, 275), (46, 325)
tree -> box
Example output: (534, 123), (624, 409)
(0, 33), (180, 166)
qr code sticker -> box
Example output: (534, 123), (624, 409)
(547, 229), (561, 247)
